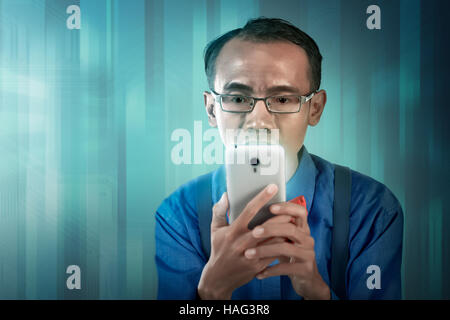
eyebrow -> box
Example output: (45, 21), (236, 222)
(222, 82), (301, 95)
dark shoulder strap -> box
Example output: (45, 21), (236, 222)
(196, 173), (213, 259)
(331, 164), (351, 300)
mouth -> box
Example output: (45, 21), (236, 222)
(233, 128), (278, 145)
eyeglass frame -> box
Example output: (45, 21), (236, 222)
(209, 88), (316, 114)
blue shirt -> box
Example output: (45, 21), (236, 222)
(155, 146), (403, 300)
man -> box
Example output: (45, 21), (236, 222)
(155, 17), (403, 300)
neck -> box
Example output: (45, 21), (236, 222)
(285, 146), (303, 182)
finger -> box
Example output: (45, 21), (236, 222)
(233, 229), (285, 253)
(211, 192), (229, 230)
(232, 214), (290, 250)
(269, 202), (308, 221)
(262, 214), (292, 226)
(233, 184), (278, 231)
(256, 258), (279, 273)
(269, 202), (308, 230)
(255, 235), (287, 247)
(278, 256), (291, 265)
(242, 216), (293, 249)
(256, 262), (304, 280)
(257, 215), (296, 246)
(244, 242), (314, 261)
(251, 223), (314, 247)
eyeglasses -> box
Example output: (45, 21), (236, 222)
(210, 88), (315, 114)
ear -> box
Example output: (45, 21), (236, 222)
(204, 91), (217, 127)
(308, 89), (327, 126)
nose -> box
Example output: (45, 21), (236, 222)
(244, 99), (275, 130)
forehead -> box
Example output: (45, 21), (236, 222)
(214, 38), (311, 93)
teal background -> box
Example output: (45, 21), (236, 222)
(0, 0), (449, 299)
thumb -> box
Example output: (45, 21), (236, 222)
(211, 192), (229, 230)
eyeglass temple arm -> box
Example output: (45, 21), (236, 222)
(304, 91), (316, 102)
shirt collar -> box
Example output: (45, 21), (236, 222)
(212, 145), (317, 213)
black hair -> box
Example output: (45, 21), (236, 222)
(203, 17), (322, 93)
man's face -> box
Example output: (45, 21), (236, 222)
(204, 38), (326, 163)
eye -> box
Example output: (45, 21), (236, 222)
(231, 96), (247, 104)
(276, 96), (290, 104)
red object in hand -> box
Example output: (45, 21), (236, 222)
(287, 195), (308, 225)
(288, 195), (307, 209)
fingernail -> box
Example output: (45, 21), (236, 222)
(271, 205), (280, 212)
(267, 184), (277, 194)
(245, 248), (256, 258)
(253, 227), (264, 236)
(220, 192), (226, 201)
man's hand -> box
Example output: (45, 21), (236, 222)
(244, 202), (331, 300)
(197, 184), (285, 300)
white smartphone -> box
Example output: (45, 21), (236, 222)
(225, 144), (286, 229)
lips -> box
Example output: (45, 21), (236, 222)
(236, 128), (274, 145)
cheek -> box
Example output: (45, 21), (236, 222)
(277, 114), (308, 151)
(216, 111), (245, 144)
